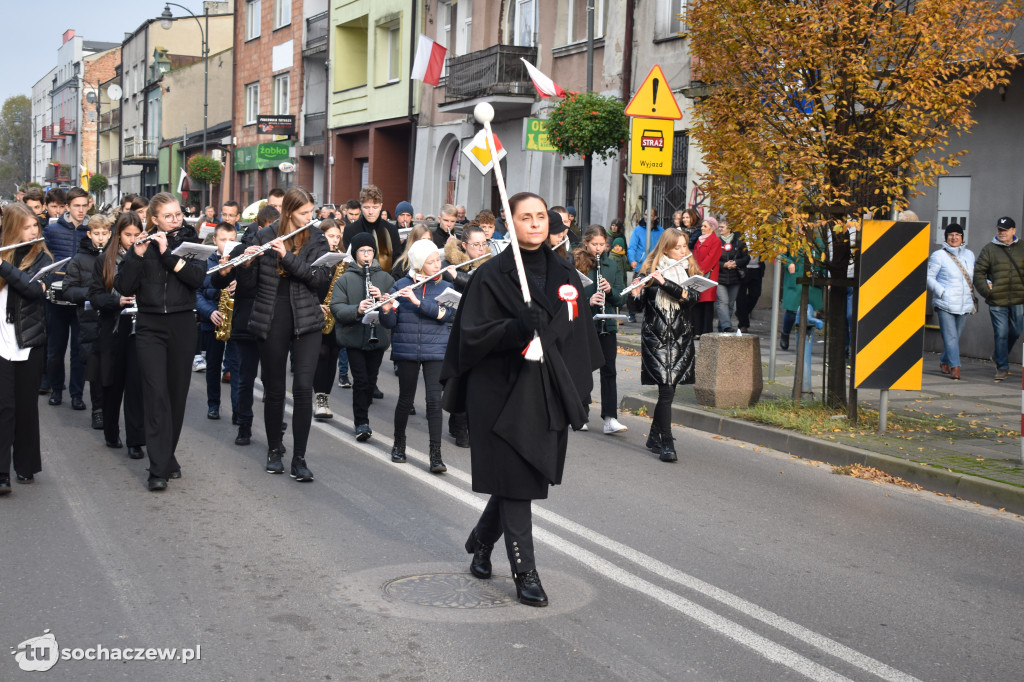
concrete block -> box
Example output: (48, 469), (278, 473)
(694, 333), (763, 408)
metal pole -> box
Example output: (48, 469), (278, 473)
(581, 0), (594, 229)
(792, 281), (809, 403)
(878, 389), (888, 434)
(769, 256), (781, 381)
(646, 174), (653, 264)
(202, 7), (209, 211)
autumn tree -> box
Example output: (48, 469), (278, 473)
(689, 0), (1022, 407)
(0, 96), (32, 195)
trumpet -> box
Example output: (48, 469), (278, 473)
(206, 221), (316, 274)
(620, 254), (692, 296)
(0, 237), (45, 253)
(364, 252), (490, 313)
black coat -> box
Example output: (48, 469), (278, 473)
(88, 253), (135, 386)
(441, 246), (604, 500)
(343, 217), (402, 273)
(60, 237), (102, 345)
(628, 279), (698, 387)
(114, 238), (206, 314)
(716, 236), (750, 286)
(210, 242), (260, 342)
(0, 248), (52, 350)
(247, 224), (330, 341)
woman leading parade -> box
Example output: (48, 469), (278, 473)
(243, 187), (328, 482)
(113, 193), (204, 491)
(441, 192), (603, 607)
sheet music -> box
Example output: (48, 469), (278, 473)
(30, 257), (71, 282)
(361, 311), (380, 325)
(679, 275), (717, 292)
(311, 252), (346, 268)
(435, 288), (463, 308)
(576, 270), (593, 288)
(172, 242), (218, 260)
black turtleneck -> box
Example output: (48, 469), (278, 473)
(520, 246), (547, 292)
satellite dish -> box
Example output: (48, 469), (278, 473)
(86, 111), (97, 122)
(107, 84), (122, 101)
(85, 92), (97, 104)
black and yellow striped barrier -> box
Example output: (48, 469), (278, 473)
(854, 220), (930, 390)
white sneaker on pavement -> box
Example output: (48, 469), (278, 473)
(314, 393), (333, 420)
(603, 417), (628, 434)
(192, 354), (207, 372)
(579, 424), (589, 431)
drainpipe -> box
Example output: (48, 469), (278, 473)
(406, 0), (418, 204)
(617, 0), (634, 221)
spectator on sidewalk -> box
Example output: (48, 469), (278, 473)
(779, 250), (824, 351)
(691, 215), (722, 337)
(715, 218), (749, 332)
(973, 216), (1024, 382)
(927, 223), (975, 381)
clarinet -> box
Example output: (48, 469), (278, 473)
(364, 264), (380, 346)
(596, 254), (609, 336)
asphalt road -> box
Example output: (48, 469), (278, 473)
(3, 355), (1023, 681)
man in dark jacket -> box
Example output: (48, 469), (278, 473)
(42, 187), (91, 409)
(342, 185), (402, 274)
(973, 216), (1024, 381)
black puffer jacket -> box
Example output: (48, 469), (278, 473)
(716, 235), (750, 286)
(60, 237), (103, 345)
(247, 223), (330, 340)
(210, 242), (260, 342)
(0, 248), (53, 349)
(628, 279), (698, 386)
(114, 235), (206, 313)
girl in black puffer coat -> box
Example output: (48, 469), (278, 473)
(627, 228), (700, 463)
(0, 203), (54, 493)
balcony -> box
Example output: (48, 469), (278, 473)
(98, 109), (120, 132)
(303, 11), (328, 56)
(44, 164), (72, 184)
(59, 117), (76, 135)
(304, 111), (325, 146)
(439, 45), (538, 119)
(123, 137), (158, 165)
(41, 124), (58, 143)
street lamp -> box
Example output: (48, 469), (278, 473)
(161, 2), (209, 210)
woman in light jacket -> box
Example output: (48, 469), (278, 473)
(926, 223), (975, 380)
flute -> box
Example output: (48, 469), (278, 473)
(0, 237), (45, 253)
(207, 221), (315, 274)
(365, 252), (490, 313)
(620, 254), (692, 296)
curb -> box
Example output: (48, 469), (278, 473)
(619, 393), (1024, 515)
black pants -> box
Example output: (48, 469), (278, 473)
(233, 339), (260, 427)
(202, 331), (240, 412)
(654, 383), (676, 435)
(691, 301), (715, 336)
(313, 332), (340, 395)
(346, 347), (385, 426)
(0, 346), (44, 478)
(45, 302), (84, 398)
(102, 330), (145, 448)
(258, 296), (320, 457)
(394, 360), (443, 444)
(134, 311), (196, 479)
(474, 496), (536, 574)
(736, 270), (763, 329)
(596, 330), (618, 419)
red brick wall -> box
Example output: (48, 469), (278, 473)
(82, 49), (120, 176)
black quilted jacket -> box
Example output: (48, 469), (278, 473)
(0, 249), (53, 350)
(628, 279), (698, 387)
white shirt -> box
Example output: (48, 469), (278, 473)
(0, 285), (30, 362)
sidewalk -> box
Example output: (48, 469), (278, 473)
(614, 313), (1024, 515)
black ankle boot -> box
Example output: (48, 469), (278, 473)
(465, 529), (493, 579)
(659, 433), (678, 462)
(290, 456), (314, 482)
(391, 435), (406, 463)
(645, 422), (663, 452)
(429, 441), (446, 473)
(779, 333), (790, 351)
(513, 569), (549, 607)
(266, 446), (285, 474)
(235, 424), (252, 446)
(91, 409), (104, 430)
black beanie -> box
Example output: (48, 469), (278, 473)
(944, 223), (964, 240)
(548, 210), (568, 235)
(350, 232), (377, 257)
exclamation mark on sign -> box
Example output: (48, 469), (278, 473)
(651, 78), (659, 113)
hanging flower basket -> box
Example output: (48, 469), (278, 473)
(187, 154), (223, 186)
(546, 92), (628, 162)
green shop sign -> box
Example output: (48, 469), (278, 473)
(524, 118), (557, 152)
(235, 142), (294, 171)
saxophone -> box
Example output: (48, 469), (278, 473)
(215, 289), (234, 341)
(321, 260), (346, 334)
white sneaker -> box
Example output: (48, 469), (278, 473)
(314, 393), (333, 420)
(603, 417), (628, 434)
(579, 424), (589, 431)
(192, 354), (207, 372)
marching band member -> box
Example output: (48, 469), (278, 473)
(627, 229), (701, 462)
(313, 219), (345, 420)
(573, 224), (629, 434)
(115, 193), (204, 491)
(441, 192), (602, 607)
(379, 239), (455, 472)
(243, 187), (328, 482)
(0, 203), (53, 494)
(329, 233), (394, 442)
(196, 223), (240, 421)
(89, 212), (146, 459)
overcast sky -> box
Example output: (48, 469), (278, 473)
(2, 0), (211, 105)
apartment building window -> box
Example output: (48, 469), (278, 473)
(655, 0), (688, 39)
(563, 0), (606, 44)
(334, 18), (369, 91)
(273, 74), (289, 115)
(246, 0), (262, 40)
(512, 0), (536, 47)
(245, 82), (260, 124)
(388, 25), (401, 82)
(274, 0), (291, 30)
(456, 1), (472, 55)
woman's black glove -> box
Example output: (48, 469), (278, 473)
(517, 303), (547, 336)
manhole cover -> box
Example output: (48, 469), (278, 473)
(382, 573), (515, 609)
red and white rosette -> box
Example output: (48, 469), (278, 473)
(559, 284), (579, 322)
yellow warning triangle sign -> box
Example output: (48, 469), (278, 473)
(624, 65), (682, 120)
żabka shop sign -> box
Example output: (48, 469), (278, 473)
(234, 142), (294, 171)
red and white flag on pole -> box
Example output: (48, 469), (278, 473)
(412, 34), (447, 86)
(520, 58), (567, 98)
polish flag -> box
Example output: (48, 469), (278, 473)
(412, 35), (447, 86)
(521, 58), (567, 98)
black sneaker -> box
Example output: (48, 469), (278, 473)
(266, 447), (285, 474)
(147, 477), (167, 491)
(290, 457), (314, 482)
(338, 373), (352, 389)
(91, 409), (104, 430)
(355, 424), (372, 442)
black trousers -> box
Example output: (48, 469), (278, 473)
(0, 346), (45, 478)
(45, 302), (84, 398)
(474, 496), (536, 574)
(202, 331), (240, 412)
(102, 330), (145, 448)
(233, 339), (260, 427)
(346, 347), (385, 426)
(133, 311), (196, 479)
(394, 360), (443, 444)
(258, 295), (320, 457)
(596, 330), (618, 419)
(736, 269), (764, 329)
(313, 332), (340, 395)
(654, 383), (676, 435)
(691, 301), (715, 336)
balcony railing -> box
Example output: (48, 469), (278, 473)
(98, 109), (120, 132)
(305, 11), (328, 51)
(59, 117), (76, 135)
(443, 45), (538, 104)
(44, 165), (71, 183)
(304, 111), (325, 145)
(41, 124), (58, 142)
(123, 137), (158, 163)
